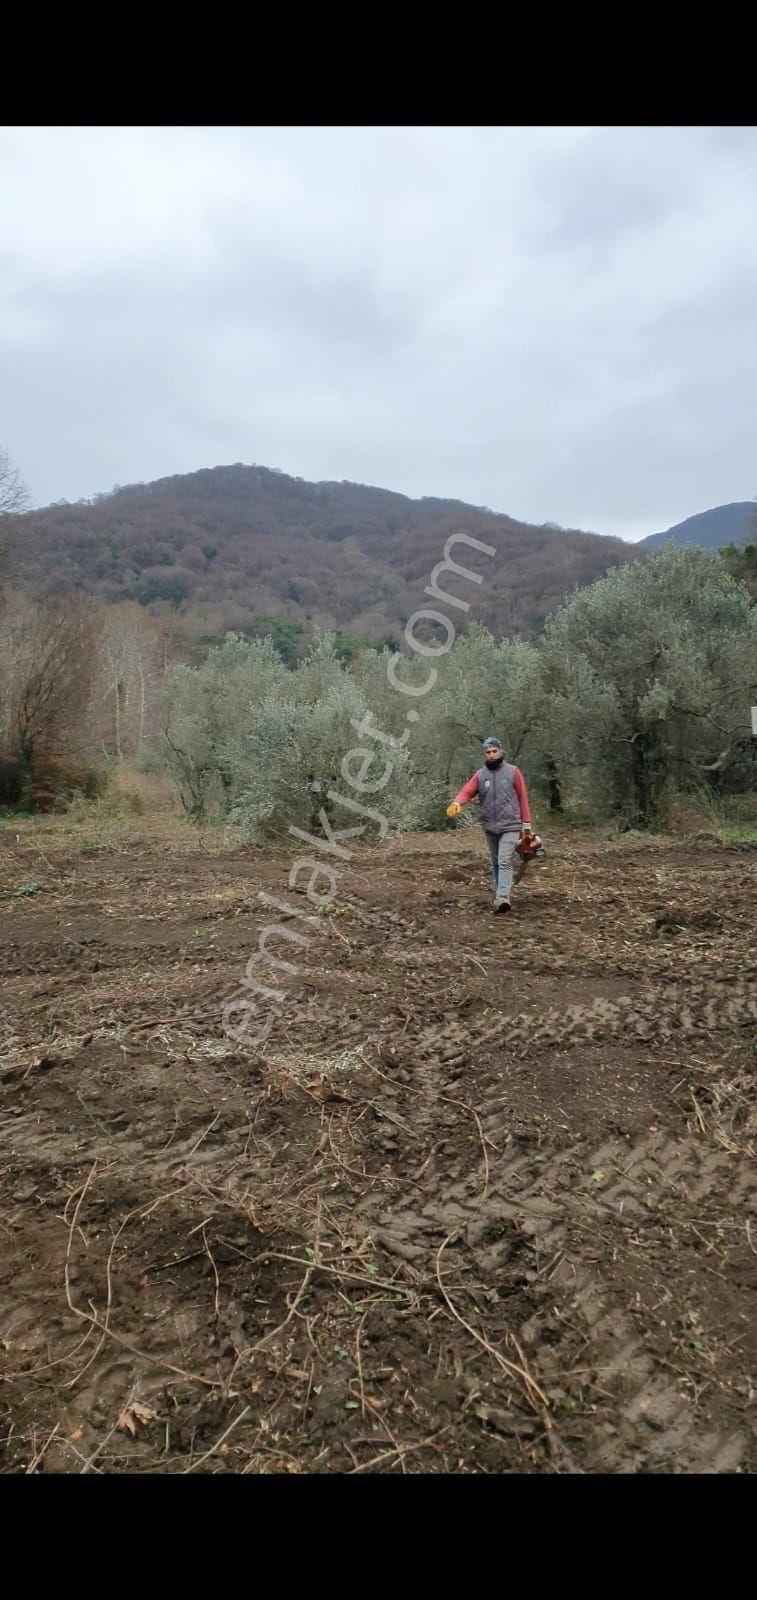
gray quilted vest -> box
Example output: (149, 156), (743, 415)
(476, 762), (520, 834)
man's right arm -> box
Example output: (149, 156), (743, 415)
(451, 773), (480, 807)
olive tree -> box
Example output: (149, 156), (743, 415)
(230, 676), (368, 841)
(230, 631), (420, 839)
(431, 625), (543, 784)
(162, 633), (287, 817)
(539, 545), (757, 825)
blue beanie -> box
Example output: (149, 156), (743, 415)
(483, 735), (503, 749)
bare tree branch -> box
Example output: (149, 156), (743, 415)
(0, 445), (29, 519)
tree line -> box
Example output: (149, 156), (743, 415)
(2, 444), (755, 829)
(161, 544), (756, 834)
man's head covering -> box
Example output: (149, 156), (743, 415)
(482, 736), (503, 750)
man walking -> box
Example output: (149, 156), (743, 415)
(446, 736), (533, 913)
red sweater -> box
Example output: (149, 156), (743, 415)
(453, 765), (531, 824)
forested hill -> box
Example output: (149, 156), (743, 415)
(6, 462), (635, 642)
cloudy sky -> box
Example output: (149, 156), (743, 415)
(2, 126), (755, 541)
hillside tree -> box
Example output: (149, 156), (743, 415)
(0, 593), (98, 798)
(539, 545), (757, 825)
(0, 446), (28, 519)
(96, 602), (172, 763)
(162, 633), (288, 818)
(0, 447), (29, 597)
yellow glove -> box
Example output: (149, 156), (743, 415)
(446, 802), (461, 818)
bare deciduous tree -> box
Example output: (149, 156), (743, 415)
(0, 447), (29, 603)
(95, 601), (171, 763)
(0, 593), (97, 794)
(0, 445), (28, 519)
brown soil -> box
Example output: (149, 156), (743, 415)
(1, 821), (755, 1474)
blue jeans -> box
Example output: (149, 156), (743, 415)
(485, 830), (520, 899)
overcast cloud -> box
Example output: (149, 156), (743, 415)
(1, 125), (755, 541)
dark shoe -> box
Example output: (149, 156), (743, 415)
(493, 896), (511, 914)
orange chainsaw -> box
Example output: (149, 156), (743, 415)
(514, 829), (546, 885)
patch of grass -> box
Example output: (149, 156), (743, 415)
(4, 808), (245, 857)
(717, 821), (757, 844)
(1, 879), (44, 900)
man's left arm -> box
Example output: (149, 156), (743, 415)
(513, 768), (532, 829)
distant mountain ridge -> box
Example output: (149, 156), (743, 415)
(640, 501), (754, 552)
(5, 462), (634, 643)
(7, 463), (752, 644)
